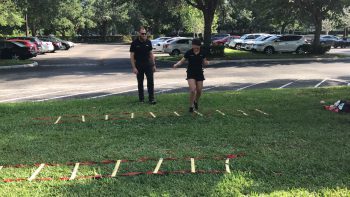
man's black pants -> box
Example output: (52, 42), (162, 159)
(136, 65), (154, 101)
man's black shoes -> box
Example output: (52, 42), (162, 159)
(149, 100), (157, 105)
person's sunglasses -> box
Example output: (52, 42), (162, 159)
(141, 33), (147, 35)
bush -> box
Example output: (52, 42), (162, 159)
(303, 43), (331, 55)
(208, 45), (225, 57)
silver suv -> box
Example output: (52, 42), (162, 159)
(228, 34), (268, 50)
(252, 35), (307, 55)
(163, 38), (193, 56)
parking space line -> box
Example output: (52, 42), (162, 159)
(0, 90), (69, 103)
(315, 79), (328, 88)
(236, 81), (267, 91)
(86, 83), (178, 100)
(279, 82), (294, 89)
(328, 78), (349, 84)
(36, 85), (135, 102)
(203, 86), (217, 91)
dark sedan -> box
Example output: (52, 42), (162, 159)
(0, 40), (37, 60)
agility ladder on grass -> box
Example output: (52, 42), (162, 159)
(1, 154), (244, 183)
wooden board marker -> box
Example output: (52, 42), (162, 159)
(82, 115), (86, 123)
(174, 111), (180, 117)
(105, 115), (109, 120)
(153, 158), (164, 174)
(54, 116), (62, 124)
(191, 158), (196, 173)
(149, 112), (156, 118)
(28, 163), (45, 181)
(237, 110), (248, 116)
(69, 163), (80, 180)
(194, 111), (203, 117)
(131, 113), (134, 119)
(0, 166), (3, 171)
(216, 110), (226, 116)
(111, 160), (121, 177)
(255, 109), (269, 115)
(225, 159), (231, 174)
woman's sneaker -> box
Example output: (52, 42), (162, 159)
(194, 101), (199, 110)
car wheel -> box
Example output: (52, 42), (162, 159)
(264, 47), (274, 55)
(171, 49), (180, 56)
(296, 46), (305, 54)
(11, 53), (20, 60)
(235, 44), (241, 50)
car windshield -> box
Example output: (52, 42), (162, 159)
(256, 36), (271, 41)
(11, 41), (26, 47)
(265, 36), (280, 41)
(239, 34), (249, 39)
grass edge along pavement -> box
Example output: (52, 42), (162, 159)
(156, 48), (349, 62)
(0, 59), (34, 67)
(0, 87), (349, 196)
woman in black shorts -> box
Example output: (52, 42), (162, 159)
(173, 39), (209, 112)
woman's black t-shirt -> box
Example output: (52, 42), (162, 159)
(184, 49), (206, 74)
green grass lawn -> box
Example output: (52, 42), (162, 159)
(0, 59), (34, 67)
(157, 48), (348, 62)
(0, 87), (349, 196)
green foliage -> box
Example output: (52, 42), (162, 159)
(0, 0), (24, 34)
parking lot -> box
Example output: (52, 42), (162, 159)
(0, 43), (349, 103)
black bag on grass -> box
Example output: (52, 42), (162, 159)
(334, 100), (350, 113)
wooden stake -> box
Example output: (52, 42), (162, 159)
(149, 112), (156, 118)
(111, 160), (121, 177)
(54, 116), (62, 124)
(28, 163), (45, 181)
(105, 115), (109, 120)
(82, 115), (86, 123)
(153, 158), (163, 174)
(191, 158), (196, 173)
(0, 166), (3, 171)
(194, 111), (203, 117)
(216, 110), (226, 116)
(225, 159), (231, 174)
(237, 110), (248, 116)
(174, 111), (180, 117)
(255, 109), (269, 115)
(131, 113), (134, 119)
(69, 163), (80, 180)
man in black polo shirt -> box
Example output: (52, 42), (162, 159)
(130, 27), (156, 104)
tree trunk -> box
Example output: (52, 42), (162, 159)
(313, 16), (322, 47)
(203, 10), (214, 47)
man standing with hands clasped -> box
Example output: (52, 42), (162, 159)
(130, 27), (157, 104)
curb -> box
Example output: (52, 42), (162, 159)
(0, 61), (38, 70)
(209, 57), (350, 64)
(158, 56), (350, 65)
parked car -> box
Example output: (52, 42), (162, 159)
(228, 34), (268, 50)
(151, 37), (171, 51)
(252, 35), (307, 55)
(41, 41), (55, 53)
(0, 40), (37, 60)
(163, 38), (193, 56)
(6, 39), (38, 53)
(241, 35), (272, 51)
(9, 36), (44, 53)
(213, 35), (240, 46)
(211, 34), (230, 41)
(224, 36), (241, 47)
(161, 37), (185, 53)
(38, 37), (63, 50)
(320, 35), (347, 48)
(39, 36), (72, 50)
